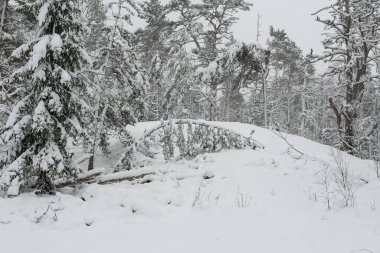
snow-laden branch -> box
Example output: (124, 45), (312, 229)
(137, 119), (264, 149)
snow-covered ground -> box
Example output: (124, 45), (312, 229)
(1, 122), (379, 253)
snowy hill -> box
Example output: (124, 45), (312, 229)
(1, 121), (379, 253)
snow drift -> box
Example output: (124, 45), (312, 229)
(0, 121), (379, 253)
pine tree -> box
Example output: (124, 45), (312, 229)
(0, 0), (92, 196)
(169, 0), (252, 120)
(135, 0), (174, 66)
(197, 42), (265, 123)
(267, 27), (304, 134)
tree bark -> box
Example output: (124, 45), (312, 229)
(0, 0), (8, 33)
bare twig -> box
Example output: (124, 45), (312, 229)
(235, 186), (251, 208)
(331, 149), (356, 207)
(272, 130), (304, 157)
(192, 179), (204, 208)
(374, 160), (380, 179)
(34, 205), (56, 223)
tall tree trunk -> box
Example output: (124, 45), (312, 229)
(262, 50), (270, 128)
(263, 72), (268, 128)
(286, 75), (291, 132)
(0, 0), (8, 33)
(88, 104), (108, 171)
(300, 65), (308, 135)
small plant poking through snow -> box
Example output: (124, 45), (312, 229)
(316, 166), (334, 210)
(192, 179), (204, 208)
(331, 149), (356, 207)
(235, 187), (251, 208)
(316, 149), (358, 209)
(374, 160), (380, 179)
(191, 179), (220, 209)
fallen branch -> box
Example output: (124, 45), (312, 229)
(74, 154), (93, 165)
(137, 119), (264, 149)
(34, 205), (57, 223)
(132, 119), (264, 162)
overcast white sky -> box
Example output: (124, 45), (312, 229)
(232, 0), (331, 54)
(132, 0), (331, 55)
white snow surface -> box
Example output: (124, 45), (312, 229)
(1, 121), (380, 253)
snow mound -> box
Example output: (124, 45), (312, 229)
(1, 121), (379, 253)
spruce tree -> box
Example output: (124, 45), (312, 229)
(0, 0), (91, 196)
(0, 0), (38, 125)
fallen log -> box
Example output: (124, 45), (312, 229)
(54, 168), (106, 188)
(97, 168), (156, 185)
(54, 168), (156, 188)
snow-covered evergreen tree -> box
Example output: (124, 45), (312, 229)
(0, 0), (92, 196)
(0, 0), (38, 126)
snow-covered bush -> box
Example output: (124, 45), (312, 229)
(134, 120), (262, 162)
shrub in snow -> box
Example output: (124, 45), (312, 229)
(317, 149), (358, 209)
(331, 150), (357, 207)
(0, 0), (92, 196)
